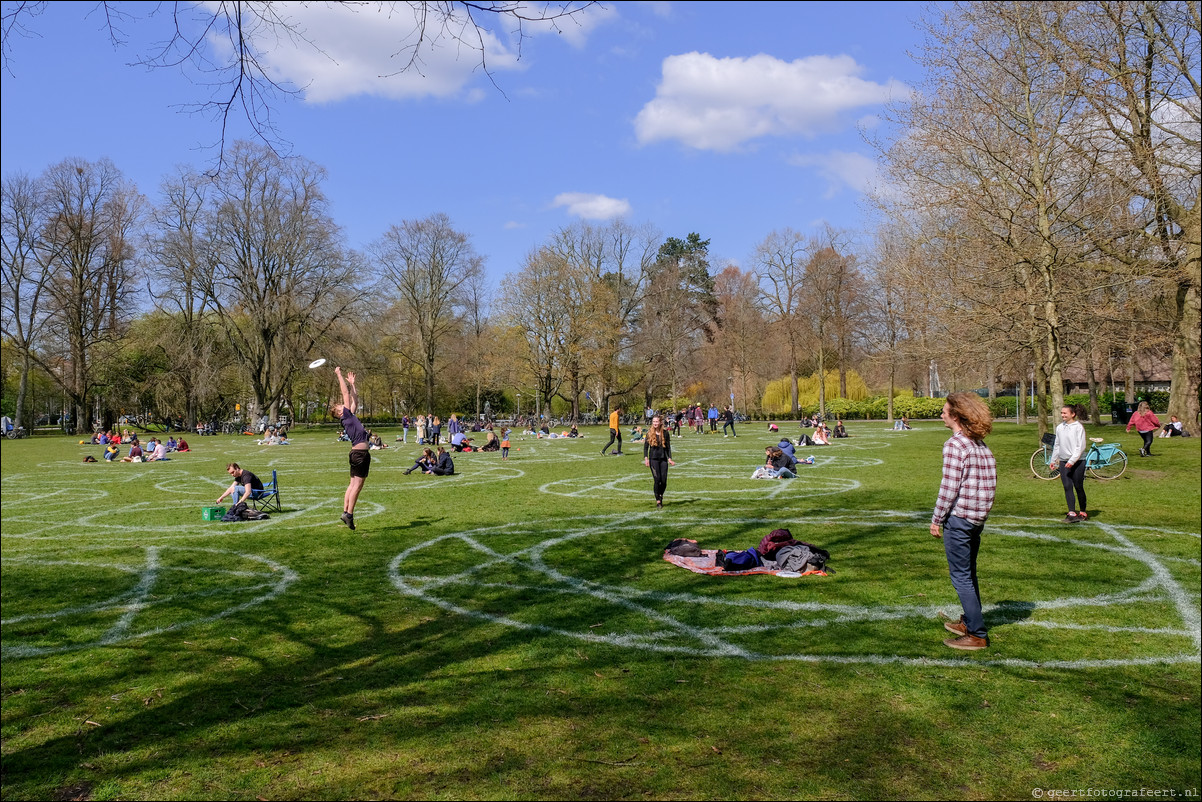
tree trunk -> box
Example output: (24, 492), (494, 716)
(1085, 347), (1101, 425)
(887, 364), (895, 423)
(1124, 347), (1135, 404)
(1017, 376), (1027, 426)
(14, 353), (31, 430)
(1168, 205), (1201, 434)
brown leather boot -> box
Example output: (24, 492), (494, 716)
(943, 634), (988, 650)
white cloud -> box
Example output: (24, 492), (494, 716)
(216, 3), (526, 102)
(789, 151), (884, 198)
(634, 52), (910, 151)
(519, 3), (618, 49)
(552, 192), (632, 220)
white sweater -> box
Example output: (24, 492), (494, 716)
(1052, 420), (1087, 464)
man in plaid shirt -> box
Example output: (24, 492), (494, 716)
(930, 392), (997, 651)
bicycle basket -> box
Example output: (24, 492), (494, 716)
(1041, 432), (1056, 446)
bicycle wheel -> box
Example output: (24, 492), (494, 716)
(1088, 449), (1128, 480)
(1030, 448), (1060, 480)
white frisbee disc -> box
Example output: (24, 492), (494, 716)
(308, 358), (327, 369)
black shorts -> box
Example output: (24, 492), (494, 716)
(349, 448), (371, 479)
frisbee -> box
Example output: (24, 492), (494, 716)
(308, 358), (327, 369)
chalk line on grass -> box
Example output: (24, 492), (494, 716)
(1, 546), (299, 658)
(388, 511), (1201, 670)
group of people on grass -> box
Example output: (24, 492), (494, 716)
(90, 433), (189, 462)
(186, 372), (1184, 657)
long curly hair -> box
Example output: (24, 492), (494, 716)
(946, 392), (993, 442)
(647, 416), (666, 448)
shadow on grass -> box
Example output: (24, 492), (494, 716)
(5, 598), (1198, 800)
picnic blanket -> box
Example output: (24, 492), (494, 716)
(663, 549), (829, 578)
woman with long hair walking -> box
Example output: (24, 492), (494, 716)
(643, 415), (675, 509)
(1126, 400), (1161, 457)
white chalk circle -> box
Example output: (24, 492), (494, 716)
(540, 471), (860, 500)
(1, 545), (298, 658)
(388, 511), (1200, 670)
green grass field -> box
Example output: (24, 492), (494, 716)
(2, 421), (1199, 800)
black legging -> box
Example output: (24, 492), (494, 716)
(1060, 460), (1087, 514)
(602, 428), (622, 454)
(649, 458), (669, 501)
(1138, 429), (1155, 455)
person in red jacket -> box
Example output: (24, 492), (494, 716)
(1125, 400), (1161, 457)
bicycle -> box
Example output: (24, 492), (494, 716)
(6, 425), (27, 439)
(1030, 434), (1128, 480)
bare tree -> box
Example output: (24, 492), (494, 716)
(498, 246), (574, 417)
(0, 172), (55, 430)
(1051, 1), (1201, 433)
(754, 228), (808, 413)
(373, 211), (482, 413)
(37, 157), (142, 434)
(196, 142), (358, 421)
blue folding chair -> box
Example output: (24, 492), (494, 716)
(249, 469), (281, 513)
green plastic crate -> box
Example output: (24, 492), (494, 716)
(202, 506), (226, 521)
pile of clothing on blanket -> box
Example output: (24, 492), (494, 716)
(665, 528), (832, 573)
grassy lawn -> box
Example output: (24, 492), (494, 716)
(2, 420), (1199, 800)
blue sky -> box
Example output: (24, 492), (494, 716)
(1, 1), (925, 285)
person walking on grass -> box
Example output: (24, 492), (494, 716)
(643, 415), (675, 509)
(930, 392), (997, 651)
(722, 405), (737, 437)
(1050, 404), (1089, 523)
(331, 366), (369, 531)
(1126, 400), (1160, 457)
(602, 405), (624, 455)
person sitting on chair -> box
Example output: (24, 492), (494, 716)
(216, 463), (263, 506)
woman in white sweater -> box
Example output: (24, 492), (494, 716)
(1050, 404), (1089, 522)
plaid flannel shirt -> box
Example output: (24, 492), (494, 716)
(932, 431), (997, 526)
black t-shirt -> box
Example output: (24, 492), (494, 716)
(238, 469), (264, 492)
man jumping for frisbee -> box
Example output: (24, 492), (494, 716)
(331, 367), (369, 530)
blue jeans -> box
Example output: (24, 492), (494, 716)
(943, 515), (986, 638)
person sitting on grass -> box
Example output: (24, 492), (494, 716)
(428, 446), (455, 475)
(404, 448), (436, 475)
(479, 431), (501, 452)
(120, 440), (144, 462)
(146, 438), (170, 461)
(176, 437), (191, 452)
(1160, 415), (1184, 437)
(812, 423), (831, 446)
(751, 446), (796, 479)
(104, 443), (121, 461)
(777, 436), (796, 459)
(834, 420), (848, 438)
